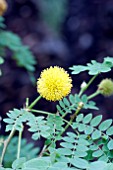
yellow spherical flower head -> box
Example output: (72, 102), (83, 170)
(98, 78), (113, 96)
(0, 0), (7, 16)
(37, 66), (72, 101)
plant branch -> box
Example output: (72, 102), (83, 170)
(0, 127), (15, 166)
(38, 145), (47, 157)
(28, 96), (41, 109)
(79, 74), (98, 97)
(30, 109), (54, 116)
(60, 102), (84, 136)
(17, 127), (23, 159)
(30, 109), (69, 125)
(87, 90), (100, 100)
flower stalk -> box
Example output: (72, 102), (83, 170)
(79, 74), (98, 97)
(28, 96), (41, 109)
(88, 90), (100, 100)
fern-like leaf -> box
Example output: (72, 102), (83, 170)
(72, 113), (113, 162)
(4, 109), (29, 132)
(57, 94), (98, 117)
(27, 114), (50, 140)
(0, 136), (39, 168)
(0, 31), (36, 72)
(69, 57), (113, 75)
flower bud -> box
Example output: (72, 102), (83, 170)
(0, 0), (7, 16)
(78, 102), (84, 110)
(80, 81), (87, 89)
(98, 78), (113, 96)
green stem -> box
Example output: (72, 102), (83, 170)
(63, 75), (98, 132)
(17, 127), (23, 159)
(38, 145), (47, 157)
(31, 109), (69, 125)
(60, 75), (98, 137)
(61, 119), (73, 135)
(31, 109), (54, 116)
(26, 98), (29, 108)
(79, 74), (98, 97)
(60, 103), (83, 136)
(88, 90), (101, 100)
(62, 112), (68, 118)
(28, 96), (41, 109)
(0, 127), (15, 166)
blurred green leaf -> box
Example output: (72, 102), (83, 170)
(39, 0), (68, 33)
(0, 31), (36, 72)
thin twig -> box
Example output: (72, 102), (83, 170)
(28, 96), (41, 109)
(38, 145), (47, 157)
(0, 127), (15, 166)
(79, 74), (98, 97)
(17, 127), (23, 159)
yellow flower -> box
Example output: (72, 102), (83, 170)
(37, 66), (72, 101)
(0, 0), (7, 16)
(98, 78), (113, 96)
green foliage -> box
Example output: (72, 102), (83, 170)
(39, 0), (68, 33)
(0, 57), (4, 64)
(1, 57), (113, 170)
(3, 108), (64, 142)
(0, 16), (36, 79)
(0, 17), (6, 29)
(27, 113), (64, 141)
(4, 109), (29, 132)
(0, 137), (39, 168)
(69, 57), (113, 75)
(46, 114), (64, 141)
(27, 115), (50, 140)
(1, 157), (113, 170)
(0, 31), (36, 72)
(71, 113), (113, 162)
(57, 94), (98, 116)
(0, 56), (4, 76)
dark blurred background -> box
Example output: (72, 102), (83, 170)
(0, 0), (113, 136)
